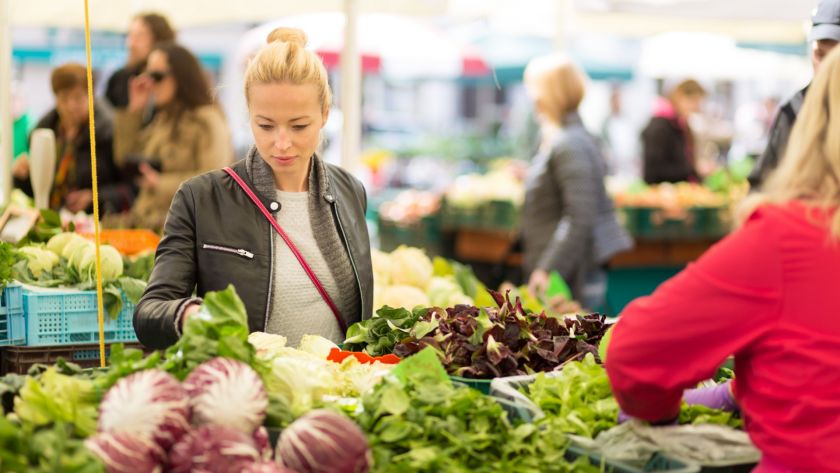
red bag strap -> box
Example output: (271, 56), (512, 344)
(223, 167), (346, 333)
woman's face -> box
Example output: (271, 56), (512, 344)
(55, 86), (89, 129)
(248, 82), (327, 186)
(126, 19), (154, 66)
(146, 51), (176, 107)
(674, 93), (704, 118)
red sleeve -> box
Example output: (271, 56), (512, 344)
(605, 209), (783, 421)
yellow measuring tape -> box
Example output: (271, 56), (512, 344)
(82, 0), (108, 367)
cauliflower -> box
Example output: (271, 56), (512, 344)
(426, 276), (472, 308)
(388, 246), (433, 289)
(379, 285), (430, 310)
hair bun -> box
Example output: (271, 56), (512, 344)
(266, 27), (307, 47)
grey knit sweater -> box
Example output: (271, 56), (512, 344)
(245, 148), (360, 344)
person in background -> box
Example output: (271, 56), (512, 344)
(606, 46), (840, 473)
(12, 63), (132, 214)
(134, 28), (373, 350)
(105, 12), (176, 110)
(748, 0), (840, 189)
(114, 42), (233, 230)
(641, 78), (706, 184)
(601, 84), (641, 179)
(521, 54), (632, 310)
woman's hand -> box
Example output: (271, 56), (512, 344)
(137, 162), (161, 190)
(12, 154), (29, 180)
(128, 74), (154, 113)
(528, 269), (550, 300)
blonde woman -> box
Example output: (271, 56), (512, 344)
(606, 47), (840, 473)
(521, 54), (631, 310)
(134, 28), (373, 349)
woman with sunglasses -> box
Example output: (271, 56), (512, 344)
(133, 28), (373, 350)
(114, 42), (232, 230)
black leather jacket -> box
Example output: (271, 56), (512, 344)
(134, 157), (373, 349)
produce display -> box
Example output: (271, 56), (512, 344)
(354, 349), (598, 473)
(612, 182), (727, 209)
(371, 246), (478, 312)
(445, 169), (524, 209)
(378, 190), (441, 225)
(348, 288), (606, 379)
(8, 232), (148, 318)
(0, 285), (747, 472)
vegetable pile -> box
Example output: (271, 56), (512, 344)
(392, 290), (609, 378)
(10, 232), (148, 318)
(354, 348), (598, 473)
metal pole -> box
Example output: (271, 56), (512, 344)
(1, 0), (13, 205)
(340, 0), (361, 172)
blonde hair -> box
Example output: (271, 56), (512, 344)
(666, 78), (706, 101)
(739, 46), (840, 239)
(244, 27), (332, 114)
(524, 54), (586, 126)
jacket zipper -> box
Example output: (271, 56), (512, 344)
(201, 243), (254, 259)
(330, 200), (364, 321)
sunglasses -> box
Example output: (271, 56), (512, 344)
(147, 70), (171, 83)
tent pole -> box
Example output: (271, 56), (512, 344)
(340, 0), (361, 172)
(1, 0), (13, 205)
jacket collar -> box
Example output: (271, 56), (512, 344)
(243, 146), (335, 210)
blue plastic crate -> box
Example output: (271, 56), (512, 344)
(21, 289), (138, 346)
(0, 284), (25, 346)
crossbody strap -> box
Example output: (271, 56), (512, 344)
(223, 167), (346, 333)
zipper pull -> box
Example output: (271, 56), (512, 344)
(237, 249), (255, 259)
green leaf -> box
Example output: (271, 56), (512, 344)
(380, 385), (411, 417)
(102, 286), (123, 320)
(116, 277), (147, 305)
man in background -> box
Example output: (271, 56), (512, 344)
(748, 0), (840, 189)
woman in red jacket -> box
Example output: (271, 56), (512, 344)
(606, 46), (840, 473)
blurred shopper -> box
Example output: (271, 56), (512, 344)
(749, 0), (840, 189)
(13, 63), (132, 214)
(606, 46), (840, 473)
(601, 84), (641, 179)
(114, 42), (232, 230)
(521, 54), (632, 310)
(105, 13), (176, 110)
(641, 78), (706, 184)
(134, 28), (372, 350)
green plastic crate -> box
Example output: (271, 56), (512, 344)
(378, 214), (442, 255)
(620, 206), (730, 240)
(449, 375), (492, 394)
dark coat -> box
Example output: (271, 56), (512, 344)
(13, 106), (133, 214)
(641, 116), (699, 184)
(134, 155), (373, 349)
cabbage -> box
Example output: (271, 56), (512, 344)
(263, 352), (338, 416)
(69, 241), (95, 270)
(169, 425), (262, 473)
(379, 285), (430, 310)
(334, 357), (393, 396)
(388, 246), (433, 289)
(183, 358), (268, 434)
(98, 369), (191, 450)
(371, 249), (393, 286)
(297, 335), (339, 359)
(277, 410), (371, 473)
(248, 332), (288, 357)
(426, 276), (472, 308)
(47, 232), (83, 257)
(85, 432), (165, 473)
(18, 246), (58, 277)
(62, 236), (90, 262)
(79, 244), (124, 282)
